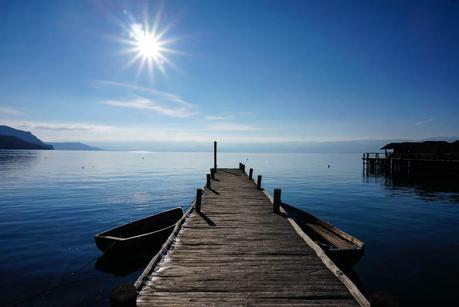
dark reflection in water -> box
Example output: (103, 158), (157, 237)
(365, 171), (459, 204)
(95, 248), (161, 277)
(0, 149), (38, 169)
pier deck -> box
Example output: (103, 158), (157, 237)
(136, 168), (366, 306)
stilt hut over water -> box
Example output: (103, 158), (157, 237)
(381, 141), (459, 160)
(363, 141), (459, 177)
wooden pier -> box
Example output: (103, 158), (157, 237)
(134, 164), (368, 306)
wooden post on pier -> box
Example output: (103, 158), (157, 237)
(239, 163), (245, 173)
(210, 168), (215, 179)
(257, 175), (262, 190)
(249, 168), (253, 180)
(206, 174), (211, 189)
(213, 141), (217, 172)
(273, 188), (281, 214)
(195, 188), (203, 212)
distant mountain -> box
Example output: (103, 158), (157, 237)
(0, 125), (53, 150)
(0, 135), (53, 150)
(422, 136), (459, 142)
(0, 125), (101, 151)
(47, 142), (101, 151)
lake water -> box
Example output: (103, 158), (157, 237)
(1, 150), (458, 306)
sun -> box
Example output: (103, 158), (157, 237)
(137, 33), (160, 58)
(120, 20), (176, 78)
(131, 24), (162, 59)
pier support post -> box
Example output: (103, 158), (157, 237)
(195, 188), (203, 213)
(249, 168), (253, 180)
(206, 174), (211, 189)
(214, 141), (217, 172)
(110, 284), (137, 307)
(257, 175), (262, 190)
(210, 168), (215, 179)
(273, 189), (281, 214)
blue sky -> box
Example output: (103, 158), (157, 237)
(0, 0), (458, 146)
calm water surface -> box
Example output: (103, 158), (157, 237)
(1, 150), (458, 306)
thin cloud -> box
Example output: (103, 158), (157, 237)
(6, 120), (113, 132)
(94, 80), (197, 118)
(0, 106), (24, 116)
(205, 115), (234, 120)
(205, 111), (253, 121)
(415, 118), (433, 126)
(101, 96), (196, 118)
(209, 122), (257, 132)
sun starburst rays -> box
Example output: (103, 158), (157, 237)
(119, 16), (177, 79)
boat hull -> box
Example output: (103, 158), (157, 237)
(282, 203), (364, 266)
(95, 207), (183, 257)
(326, 248), (364, 267)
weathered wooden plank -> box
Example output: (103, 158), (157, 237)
(136, 168), (366, 306)
(138, 293), (359, 307)
(151, 267), (335, 278)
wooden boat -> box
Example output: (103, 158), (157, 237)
(282, 203), (364, 266)
(95, 207), (183, 257)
